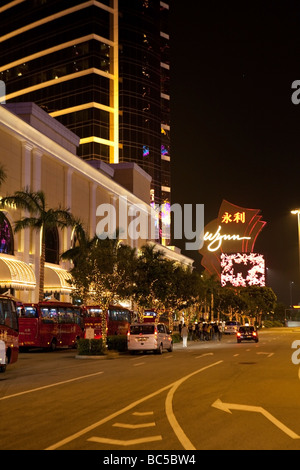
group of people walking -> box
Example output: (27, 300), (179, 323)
(180, 321), (223, 347)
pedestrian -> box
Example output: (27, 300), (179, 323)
(202, 323), (208, 341)
(213, 322), (219, 340)
(206, 323), (212, 340)
(181, 323), (188, 347)
(218, 323), (222, 341)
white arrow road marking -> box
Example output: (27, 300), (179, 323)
(113, 422), (156, 429)
(212, 399), (300, 439)
(88, 436), (163, 446)
(195, 353), (214, 359)
(256, 352), (274, 358)
(46, 360), (223, 450)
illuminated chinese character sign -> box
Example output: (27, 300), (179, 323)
(221, 253), (265, 287)
(199, 200), (266, 279)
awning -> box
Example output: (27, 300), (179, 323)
(44, 263), (74, 294)
(0, 255), (36, 291)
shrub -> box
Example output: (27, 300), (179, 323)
(172, 332), (182, 343)
(107, 335), (128, 352)
(77, 338), (105, 355)
(263, 320), (284, 328)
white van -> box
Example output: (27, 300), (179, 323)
(224, 321), (240, 335)
(127, 322), (173, 354)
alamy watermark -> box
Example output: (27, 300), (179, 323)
(0, 79), (203, 249)
(95, 196), (204, 251)
(0, 81), (5, 104)
(291, 340), (300, 365)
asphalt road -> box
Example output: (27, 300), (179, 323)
(1, 328), (300, 452)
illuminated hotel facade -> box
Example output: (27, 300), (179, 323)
(0, 102), (192, 303)
(0, 0), (171, 244)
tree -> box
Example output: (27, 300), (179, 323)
(61, 219), (98, 304)
(238, 286), (277, 326)
(132, 244), (168, 321)
(198, 272), (220, 321)
(0, 188), (75, 301)
(163, 265), (200, 328)
(62, 227), (137, 344)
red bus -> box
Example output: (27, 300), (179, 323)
(83, 304), (131, 339)
(18, 301), (84, 351)
(0, 295), (19, 373)
(143, 309), (170, 327)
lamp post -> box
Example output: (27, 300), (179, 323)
(291, 209), (300, 278)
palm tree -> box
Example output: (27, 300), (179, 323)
(0, 188), (75, 301)
(0, 164), (7, 187)
(0, 164), (7, 224)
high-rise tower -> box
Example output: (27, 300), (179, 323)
(0, 0), (171, 244)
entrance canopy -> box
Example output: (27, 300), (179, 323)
(0, 254), (36, 291)
(44, 263), (74, 294)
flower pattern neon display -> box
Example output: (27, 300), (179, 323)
(220, 253), (265, 287)
(0, 218), (13, 255)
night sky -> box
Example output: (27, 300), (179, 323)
(170, 1), (300, 304)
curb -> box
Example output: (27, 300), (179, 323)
(75, 351), (120, 360)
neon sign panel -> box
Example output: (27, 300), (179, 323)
(199, 200), (266, 278)
(221, 253), (265, 287)
(204, 225), (251, 252)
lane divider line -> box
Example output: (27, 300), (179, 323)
(0, 372), (104, 401)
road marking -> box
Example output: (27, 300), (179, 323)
(46, 360), (223, 450)
(113, 422), (156, 429)
(133, 362), (145, 366)
(233, 354), (239, 357)
(256, 352), (274, 358)
(0, 372), (104, 401)
(165, 361), (224, 451)
(195, 353), (214, 359)
(132, 411), (153, 416)
(212, 399), (300, 439)
(87, 436), (163, 446)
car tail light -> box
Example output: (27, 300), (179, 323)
(252, 331), (257, 336)
(237, 332), (241, 337)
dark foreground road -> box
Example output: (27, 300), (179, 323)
(1, 328), (300, 451)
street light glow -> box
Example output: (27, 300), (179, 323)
(291, 209), (300, 281)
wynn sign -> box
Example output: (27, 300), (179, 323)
(199, 200), (266, 284)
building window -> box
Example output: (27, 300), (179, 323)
(45, 227), (59, 264)
(0, 216), (14, 255)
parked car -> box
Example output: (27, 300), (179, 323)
(237, 326), (259, 343)
(127, 322), (173, 354)
(224, 321), (240, 335)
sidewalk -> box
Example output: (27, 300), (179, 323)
(173, 337), (229, 351)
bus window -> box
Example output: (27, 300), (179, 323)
(3, 299), (13, 328)
(58, 307), (67, 323)
(0, 301), (4, 325)
(10, 301), (18, 331)
(41, 307), (58, 323)
(23, 306), (38, 318)
(87, 308), (102, 318)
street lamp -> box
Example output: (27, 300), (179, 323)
(291, 209), (300, 278)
